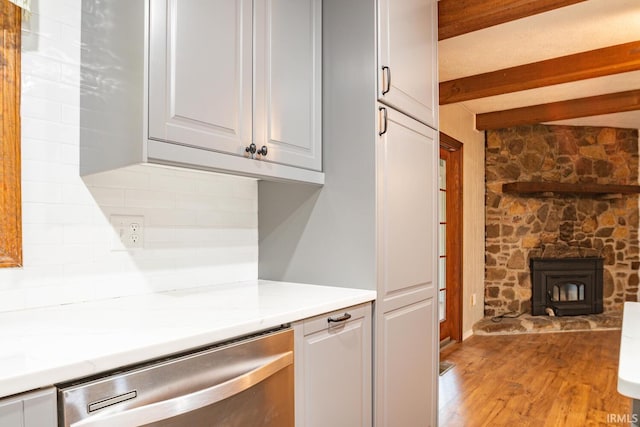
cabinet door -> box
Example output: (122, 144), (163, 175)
(149, 0), (252, 156)
(295, 304), (372, 427)
(378, 0), (438, 128)
(377, 299), (437, 427)
(0, 388), (56, 427)
(377, 105), (438, 308)
(254, 0), (322, 171)
(376, 106), (438, 426)
(0, 398), (22, 427)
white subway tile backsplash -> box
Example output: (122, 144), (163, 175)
(63, 224), (109, 245)
(21, 116), (79, 145)
(21, 53), (61, 81)
(21, 203), (98, 226)
(30, 1), (81, 30)
(124, 189), (175, 209)
(21, 181), (62, 204)
(21, 95), (62, 123)
(196, 211), (257, 229)
(86, 186), (125, 207)
(60, 104), (80, 126)
(22, 160), (79, 184)
(61, 183), (94, 205)
(22, 14), (63, 44)
(0, 0), (260, 313)
(144, 209), (199, 227)
(22, 75), (80, 107)
(22, 223), (64, 247)
(82, 169), (150, 190)
(21, 137), (61, 162)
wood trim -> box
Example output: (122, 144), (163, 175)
(0, 1), (22, 268)
(476, 89), (640, 130)
(502, 182), (640, 195)
(440, 132), (463, 152)
(438, 0), (586, 40)
(440, 41), (640, 105)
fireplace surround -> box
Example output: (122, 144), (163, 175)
(484, 125), (639, 316)
(530, 257), (604, 316)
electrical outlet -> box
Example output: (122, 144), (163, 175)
(471, 293), (477, 306)
(110, 215), (144, 250)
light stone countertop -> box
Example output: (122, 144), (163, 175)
(0, 280), (376, 398)
(618, 301), (640, 399)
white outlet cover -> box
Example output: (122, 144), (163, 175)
(110, 214), (145, 250)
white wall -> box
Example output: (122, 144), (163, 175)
(0, 0), (258, 313)
(439, 104), (485, 339)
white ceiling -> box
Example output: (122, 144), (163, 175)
(438, 0), (640, 129)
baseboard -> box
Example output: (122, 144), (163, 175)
(462, 329), (474, 341)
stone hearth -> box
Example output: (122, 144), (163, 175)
(473, 312), (622, 335)
(485, 125), (640, 317)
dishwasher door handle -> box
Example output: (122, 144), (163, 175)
(71, 350), (294, 427)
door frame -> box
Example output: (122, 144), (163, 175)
(439, 133), (463, 342)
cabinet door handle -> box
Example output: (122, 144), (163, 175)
(256, 145), (268, 156)
(328, 313), (352, 323)
(378, 107), (388, 136)
(381, 65), (391, 95)
(245, 143), (257, 154)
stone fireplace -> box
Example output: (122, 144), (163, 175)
(485, 125), (640, 317)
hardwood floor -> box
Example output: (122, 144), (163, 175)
(439, 330), (632, 426)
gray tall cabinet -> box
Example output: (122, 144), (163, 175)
(258, 0), (439, 425)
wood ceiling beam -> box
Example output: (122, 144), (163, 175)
(475, 89), (640, 130)
(438, 0), (586, 40)
(440, 41), (640, 105)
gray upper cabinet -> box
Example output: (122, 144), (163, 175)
(81, 0), (323, 185)
(254, 0), (323, 171)
(149, 0), (322, 175)
(377, 0), (438, 129)
(148, 0), (253, 158)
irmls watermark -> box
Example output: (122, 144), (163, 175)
(606, 413), (639, 424)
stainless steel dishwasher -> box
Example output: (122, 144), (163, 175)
(57, 328), (293, 427)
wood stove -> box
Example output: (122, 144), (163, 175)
(530, 257), (604, 316)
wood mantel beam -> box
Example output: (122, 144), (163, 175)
(438, 0), (586, 40)
(502, 182), (640, 195)
(475, 89), (640, 130)
(440, 41), (640, 105)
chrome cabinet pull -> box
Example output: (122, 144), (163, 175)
(328, 313), (352, 323)
(381, 65), (391, 95)
(245, 143), (257, 154)
(256, 145), (268, 156)
(378, 107), (388, 136)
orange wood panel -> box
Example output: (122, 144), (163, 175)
(0, 0), (23, 268)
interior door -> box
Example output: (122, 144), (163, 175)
(439, 135), (463, 342)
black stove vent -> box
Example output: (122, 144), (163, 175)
(530, 257), (604, 316)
